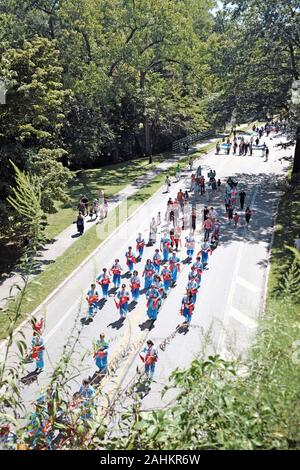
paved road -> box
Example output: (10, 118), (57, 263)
(0, 129), (291, 419)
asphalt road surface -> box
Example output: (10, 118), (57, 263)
(0, 129), (291, 419)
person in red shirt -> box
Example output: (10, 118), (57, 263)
(203, 217), (213, 242)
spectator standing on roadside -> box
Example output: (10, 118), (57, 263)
(76, 211), (85, 235)
(81, 195), (89, 216)
(233, 212), (239, 227)
(228, 204), (234, 224)
(78, 200), (86, 217)
(239, 190), (246, 210)
(245, 207), (252, 227)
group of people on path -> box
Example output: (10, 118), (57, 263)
(215, 126), (269, 160)
(76, 190), (108, 235)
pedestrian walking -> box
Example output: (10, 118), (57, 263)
(233, 212), (239, 227)
(245, 207), (252, 227)
(175, 164), (181, 182)
(191, 206), (197, 234)
(228, 204), (234, 224)
(76, 211), (84, 235)
(239, 190), (246, 210)
(165, 175), (171, 193)
(149, 217), (158, 244)
(203, 217), (213, 242)
(265, 145), (269, 162)
(81, 195), (89, 215)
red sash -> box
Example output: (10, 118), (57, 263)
(131, 282), (140, 290)
(111, 268), (121, 275)
(153, 258), (162, 265)
(119, 296), (129, 306)
(163, 272), (171, 281)
(145, 354), (157, 365)
(87, 295), (98, 304)
(32, 346), (44, 359)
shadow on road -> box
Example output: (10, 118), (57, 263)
(107, 317), (125, 330)
(139, 319), (155, 331)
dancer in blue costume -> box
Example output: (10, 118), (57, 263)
(96, 268), (111, 298)
(169, 251), (180, 285)
(115, 284), (130, 318)
(143, 259), (155, 290)
(160, 233), (172, 262)
(109, 259), (123, 288)
(130, 270), (141, 301)
(93, 333), (109, 374)
(136, 233), (145, 260)
(181, 290), (194, 324)
(146, 285), (162, 321)
(153, 249), (162, 274)
(125, 246), (136, 274)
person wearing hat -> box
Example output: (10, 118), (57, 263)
(146, 285), (161, 321)
(93, 334), (109, 374)
(140, 340), (158, 379)
(115, 284), (130, 318)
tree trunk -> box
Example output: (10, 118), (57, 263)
(140, 70), (152, 160)
(292, 126), (300, 174)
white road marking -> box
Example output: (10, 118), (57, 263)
(236, 276), (260, 293)
(229, 306), (257, 329)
